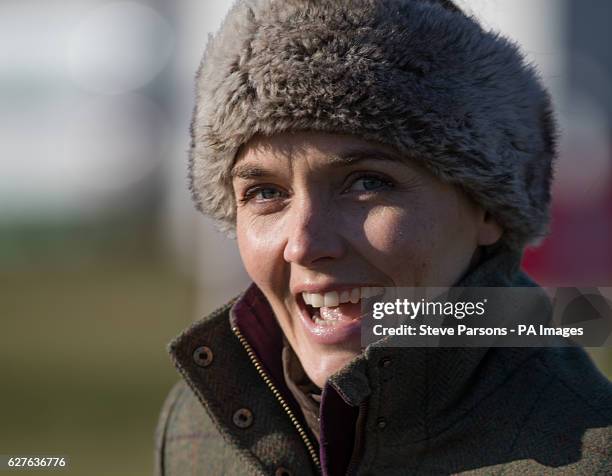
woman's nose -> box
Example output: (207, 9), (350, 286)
(282, 196), (345, 266)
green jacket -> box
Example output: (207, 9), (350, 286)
(154, 250), (612, 475)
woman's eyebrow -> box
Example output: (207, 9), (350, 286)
(230, 165), (271, 180)
(325, 149), (405, 167)
(230, 148), (405, 179)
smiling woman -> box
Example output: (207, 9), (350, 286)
(155, 1), (612, 475)
(232, 131), (502, 388)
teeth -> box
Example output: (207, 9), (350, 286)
(369, 286), (385, 297)
(323, 291), (339, 307)
(313, 315), (335, 326)
(311, 309), (334, 325)
(309, 293), (324, 308)
(302, 286), (385, 309)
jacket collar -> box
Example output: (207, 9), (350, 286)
(324, 245), (550, 446)
(327, 245), (532, 407)
(167, 291), (319, 473)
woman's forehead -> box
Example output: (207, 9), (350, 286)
(232, 131), (412, 177)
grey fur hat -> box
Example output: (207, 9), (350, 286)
(189, 0), (557, 250)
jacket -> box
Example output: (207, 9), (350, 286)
(154, 249), (612, 475)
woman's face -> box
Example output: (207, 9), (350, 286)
(232, 131), (501, 387)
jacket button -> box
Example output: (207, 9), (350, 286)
(379, 357), (392, 368)
(275, 467), (292, 476)
(377, 417), (387, 429)
(232, 408), (254, 428)
(193, 346), (213, 367)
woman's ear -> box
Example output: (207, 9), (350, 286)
(476, 211), (503, 246)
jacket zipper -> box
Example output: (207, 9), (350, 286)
(344, 401), (368, 476)
(232, 324), (322, 475)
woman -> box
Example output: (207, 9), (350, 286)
(155, 1), (612, 474)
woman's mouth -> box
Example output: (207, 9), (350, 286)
(303, 287), (384, 324)
(296, 287), (385, 344)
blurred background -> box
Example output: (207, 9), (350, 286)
(1, 1), (610, 474)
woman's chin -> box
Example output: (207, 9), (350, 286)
(299, 347), (363, 389)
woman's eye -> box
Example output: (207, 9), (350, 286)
(241, 186), (284, 203)
(255, 187), (281, 200)
(347, 175), (392, 192)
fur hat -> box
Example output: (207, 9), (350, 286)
(188, 0), (557, 250)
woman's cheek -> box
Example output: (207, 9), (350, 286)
(362, 206), (434, 286)
(237, 215), (287, 288)
(362, 206), (415, 252)
(237, 218), (269, 277)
